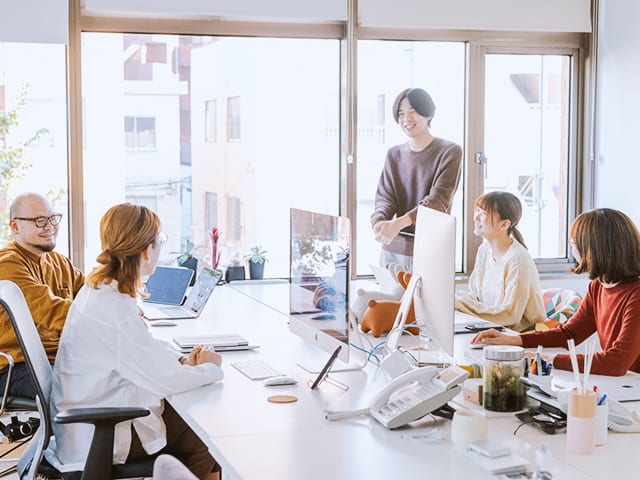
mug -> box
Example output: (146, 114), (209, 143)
(450, 409), (488, 446)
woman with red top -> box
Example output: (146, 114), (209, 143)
(472, 208), (640, 376)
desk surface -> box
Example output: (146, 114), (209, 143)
(152, 282), (640, 480)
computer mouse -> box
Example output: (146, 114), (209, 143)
(468, 342), (486, 350)
(263, 376), (298, 387)
(148, 319), (178, 327)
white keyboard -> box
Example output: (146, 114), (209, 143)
(231, 360), (283, 380)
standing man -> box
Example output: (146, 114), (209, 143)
(0, 193), (84, 398)
(371, 88), (462, 272)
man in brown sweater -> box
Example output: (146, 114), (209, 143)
(0, 193), (84, 398)
(371, 88), (462, 272)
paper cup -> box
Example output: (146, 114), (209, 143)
(450, 409), (488, 446)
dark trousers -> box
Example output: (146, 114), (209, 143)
(0, 362), (37, 399)
(127, 401), (217, 480)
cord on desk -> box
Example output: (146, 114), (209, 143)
(350, 342), (381, 363)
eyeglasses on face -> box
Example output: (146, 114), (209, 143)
(12, 214), (63, 228)
(155, 231), (169, 246)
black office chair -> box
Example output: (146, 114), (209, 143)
(0, 352), (39, 444)
(0, 280), (155, 480)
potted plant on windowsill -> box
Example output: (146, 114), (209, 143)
(245, 245), (268, 280)
(171, 239), (199, 286)
(225, 258), (246, 282)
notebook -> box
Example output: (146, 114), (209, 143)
(144, 265), (193, 305)
(143, 267), (222, 320)
(172, 334), (258, 353)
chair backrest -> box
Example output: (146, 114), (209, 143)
(0, 281), (53, 446)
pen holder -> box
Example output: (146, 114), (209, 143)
(566, 390), (596, 454)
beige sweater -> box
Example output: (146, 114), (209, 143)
(455, 240), (546, 332)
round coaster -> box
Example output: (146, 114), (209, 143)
(267, 395), (298, 404)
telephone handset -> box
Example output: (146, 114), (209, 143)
(369, 365), (469, 429)
(607, 399), (640, 432)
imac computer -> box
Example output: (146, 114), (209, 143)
(289, 208), (351, 368)
(387, 206), (456, 358)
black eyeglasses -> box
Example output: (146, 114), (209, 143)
(12, 214), (63, 228)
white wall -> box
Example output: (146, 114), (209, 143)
(595, 0), (640, 226)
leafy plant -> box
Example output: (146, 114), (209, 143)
(0, 85), (49, 245)
(170, 239), (199, 264)
(244, 245), (268, 264)
(229, 257), (244, 267)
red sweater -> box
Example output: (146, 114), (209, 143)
(522, 278), (640, 376)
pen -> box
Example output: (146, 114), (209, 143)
(535, 345), (542, 377)
(598, 393), (607, 406)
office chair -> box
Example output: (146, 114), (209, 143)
(0, 352), (38, 444)
(0, 280), (155, 480)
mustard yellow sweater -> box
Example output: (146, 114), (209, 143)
(0, 242), (84, 368)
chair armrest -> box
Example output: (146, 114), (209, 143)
(54, 407), (150, 425)
(0, 352), (15, 416)
(54, 407), (150, 480)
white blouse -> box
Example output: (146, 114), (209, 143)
(49, 282), (223, 470)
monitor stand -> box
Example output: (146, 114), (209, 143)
(296, 315), (368, 374)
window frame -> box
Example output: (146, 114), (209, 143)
(68, 10), (588, 277)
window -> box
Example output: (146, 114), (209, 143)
(482, 53), (573, 260)
(357, 40), (466, 274)
(124, 116), (156, 149)
(227, 96), (241, 142)
(206, 192), (218, 231)
(205, 100), (217, 142)
(0, 42), (69, 254)
(82, 34), (339, 275)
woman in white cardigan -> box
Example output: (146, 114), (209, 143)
(455, 191), (546, 332)
(51, 203), (223, 479)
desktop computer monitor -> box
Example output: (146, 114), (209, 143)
(289, 208), (350, 364)
(387, 206), (456, 357)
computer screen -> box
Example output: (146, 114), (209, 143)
(413, 205), (456, 356)
(386, 206), (456, 357)
(289, 208), (350, 364)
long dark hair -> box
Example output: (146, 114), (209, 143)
(476, 191), (527, 248)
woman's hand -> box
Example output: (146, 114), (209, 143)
(184, 345), (222, 367)
(471, 329), (523, 346)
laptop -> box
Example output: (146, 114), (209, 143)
(369, 264), (403, 295)
(144, 265), (193, 305)
(172, 333), (259, 353)
(143, 267), (222, 320)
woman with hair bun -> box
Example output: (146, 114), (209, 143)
(455, 191), (546, 332)
(52, 203), (222, 479)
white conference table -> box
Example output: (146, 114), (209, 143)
(150, 281), (640, 480)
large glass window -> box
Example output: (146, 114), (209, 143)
(0, 42), (69, 254)
(483, 54), (572, 259)
(82, 34), (340, 277)
(357, 40), (466, 274)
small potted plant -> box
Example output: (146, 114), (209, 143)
(225, 257), (246, 282)
(245, 245), (268, 280)
(171, 239), (199, 286)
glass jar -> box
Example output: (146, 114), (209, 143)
(483, 345), (525, 412)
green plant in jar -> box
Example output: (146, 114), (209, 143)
(483, 346), (525, 412)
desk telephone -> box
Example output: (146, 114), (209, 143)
(369, 365), (469, 429)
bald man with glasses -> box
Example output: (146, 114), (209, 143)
(0, 193), (84, 398)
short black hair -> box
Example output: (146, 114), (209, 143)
(392, 88), (436, 124)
